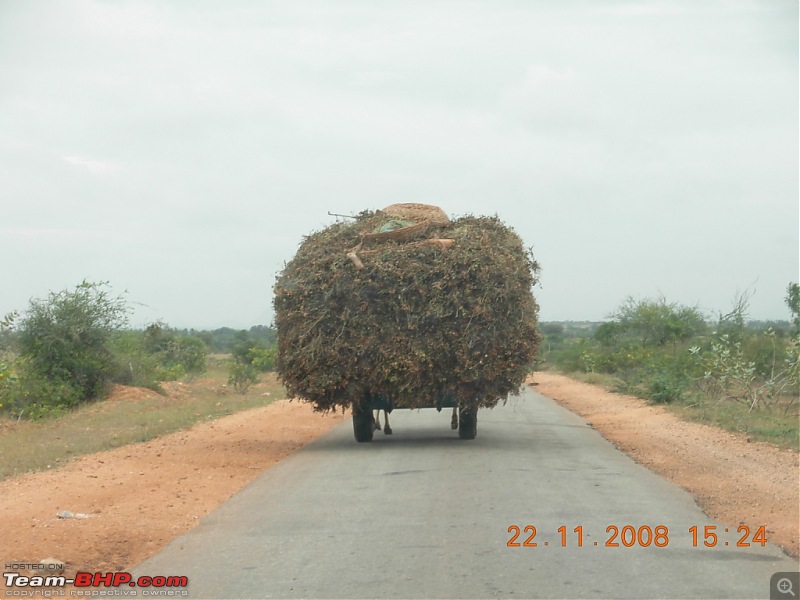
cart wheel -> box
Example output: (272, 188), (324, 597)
(352, 406), (374, 442)
(458, 406), (477, 440)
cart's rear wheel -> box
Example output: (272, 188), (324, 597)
(458, 406), (477, 440)
(352, 406), (374, 442)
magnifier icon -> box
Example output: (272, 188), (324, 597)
(778, 578), (796, 597)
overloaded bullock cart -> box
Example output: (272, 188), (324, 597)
(273, 204), (540, 442)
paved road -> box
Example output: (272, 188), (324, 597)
(134, 387), (797, 599)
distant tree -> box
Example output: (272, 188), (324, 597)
(206, 327), (240, 353)
(249, 325), (277, 346)
(142, 321), (172, 354)
(196, 330), (214, 349)
(140, 321), (207, 376)
(539, 322), (565, 338)
(230, 330), (252, 364)
(594, 321), (624, 347)
(166, 326), (277, 355)
(611, 296), (706, 351)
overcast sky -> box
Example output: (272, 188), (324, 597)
(1, 0), (797, 329)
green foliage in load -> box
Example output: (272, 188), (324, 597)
(274, 211), (541, 412)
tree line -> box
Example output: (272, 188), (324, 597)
(2, 279), (797, 425)
(0, 281), (277, 419)
(539, 285), (799, 414)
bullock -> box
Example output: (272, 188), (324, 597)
(375, 405), (459, 434)
(373, 409), (393, 435)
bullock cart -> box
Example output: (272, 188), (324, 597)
(273, 204), (540, 442)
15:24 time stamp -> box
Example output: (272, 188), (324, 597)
(507, 524), (768, 548)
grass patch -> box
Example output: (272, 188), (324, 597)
(671, 396), (799, 452)
(550, 368), (798, 451)
(0, 368), (287, 480)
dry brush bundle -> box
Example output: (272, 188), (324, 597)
(273, 207), (541, 413)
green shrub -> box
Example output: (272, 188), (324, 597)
(17, 281), (128, 410)
(741, 328), (790, 379)
(700, 331), (799, 411)
(109, 330), (163, 391)
(166, 336), (207, 374)
(0, 359), (15, 391)
(2, 358), (82, 419)
(228, 361), (259, 394)
(227, 330), (277, 373)
(647, 374), (686, 404)
(249, 346), (276, 372)
(0, 358), (18, 414)
(157, 363), (187, 381)
(548, 338), (593, 373)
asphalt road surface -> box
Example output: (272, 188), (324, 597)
(134, 387), (797, 599)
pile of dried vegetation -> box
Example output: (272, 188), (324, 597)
(273, 204), (540, 413)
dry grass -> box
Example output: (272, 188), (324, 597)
(542, 367), (798, 451)
(672, 396), (799, 451)
(0, 369), (287, 480)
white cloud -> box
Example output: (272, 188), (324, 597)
(61, 155), (121, 175)
(81, 1), (170, 40)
